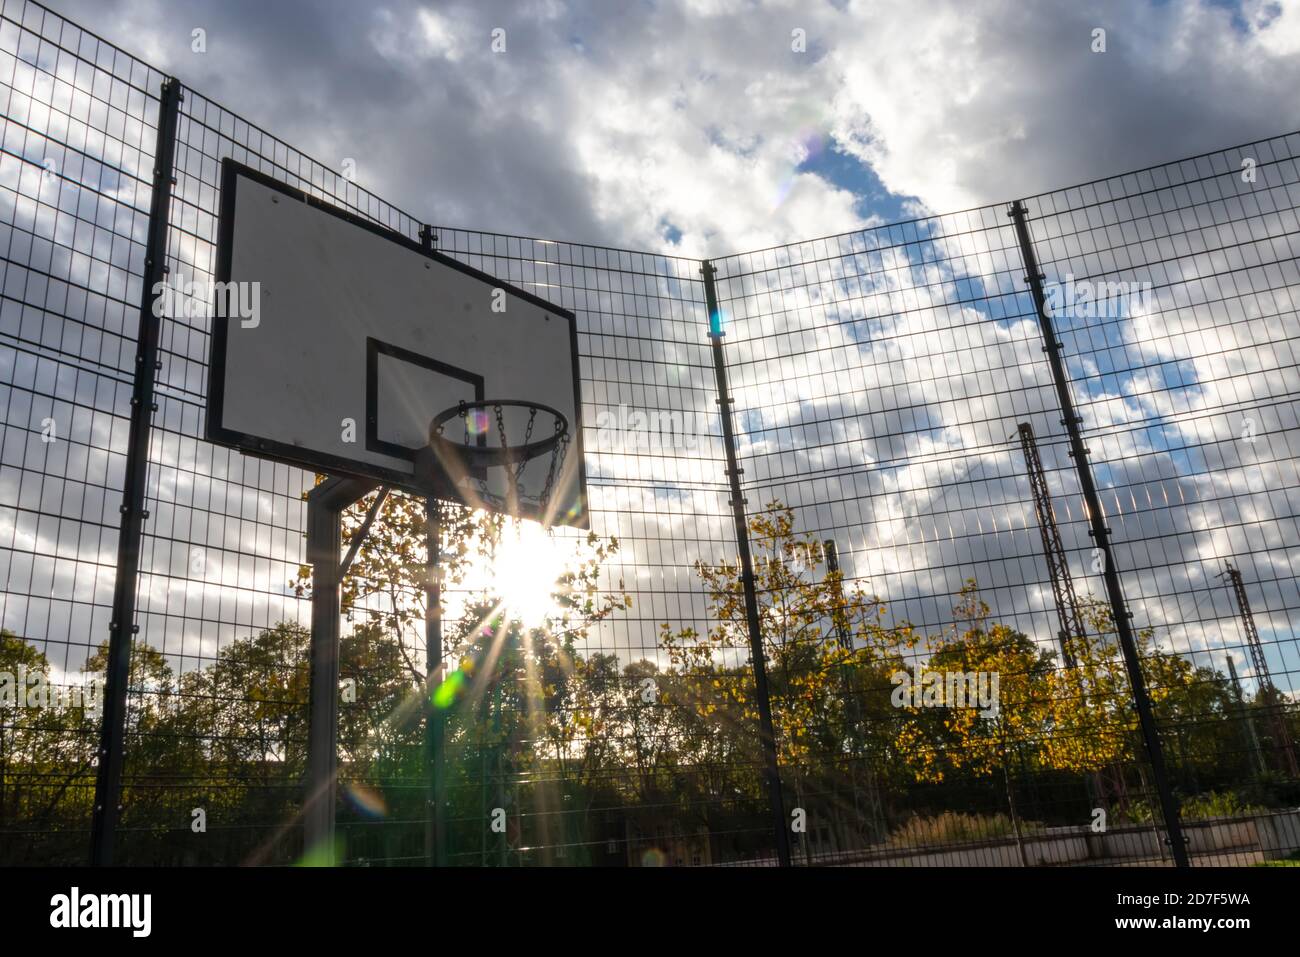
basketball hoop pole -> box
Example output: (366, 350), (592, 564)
(305, 476), (377, 862)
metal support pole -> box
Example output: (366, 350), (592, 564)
(419, 224), (449, 866)
(90, 77), (183, 866)
(305, 477), (376, 862)
(425, 496), (447, 865)
(1008, 201), (1188, 867)
(496, 681), (508, 866)
(701, 260), (791, 867)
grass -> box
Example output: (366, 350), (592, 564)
(887, 810), (1043, 847)
(1256, 848), (1300, 867)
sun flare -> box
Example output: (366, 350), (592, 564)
(492, 522), (563, 626)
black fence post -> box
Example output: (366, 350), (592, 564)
(701, 259), (791, 867)
(418, 223), (448, 866)
(90, 77), (183, 867)
(1008, 200), (1189, 867)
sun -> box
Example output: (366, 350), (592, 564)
(492, 522), (563, 626)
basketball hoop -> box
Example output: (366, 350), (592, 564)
(424, 399), (570, 520)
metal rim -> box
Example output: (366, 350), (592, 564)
(428, 399), (569, 469)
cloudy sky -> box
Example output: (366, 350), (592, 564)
(44, 0), (1300, 257)
(6, 0), (1299, 699)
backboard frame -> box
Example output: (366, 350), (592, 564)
(364, 336), (485, 462)
(205, 158), (588, 527)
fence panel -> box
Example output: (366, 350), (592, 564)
(0, 0), (166, 864)
(1, 0), (1298, 868)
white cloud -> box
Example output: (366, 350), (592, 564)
(43, 0), (1300, 255)
(1245, 0), (1300, 55)
(17, 0), (1300, 692)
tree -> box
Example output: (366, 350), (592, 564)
(0, 630), (99, 863)
(890, 581), (1055, 862)
(660, 501), (916, 857)
(895, 581), (1055, 784)
(1040, 597), (1207, 816)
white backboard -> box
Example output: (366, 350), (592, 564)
(205, 160), (586, 527)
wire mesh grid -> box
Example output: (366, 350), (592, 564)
(1, 0), (1298, 867)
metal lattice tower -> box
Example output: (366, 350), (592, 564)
(824, 540), (885, 844)
(824, 540), (854, 651)
(1017, 423), (1087, 668)
(1016, 424), (1128, 809)
(1226, 655), (1268, 775)
(1220, 562), (1299, 777)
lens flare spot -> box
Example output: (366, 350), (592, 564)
(771, 173), (797, 211)
(797, 129), (826, 164)
(342, 783), (388, 820)
(771, 128), (827, 212)
(433, 668), (466, 710)
(640, 847), (667, 867)
(467, 408), (490, 435)
(708, 308), (725, 336)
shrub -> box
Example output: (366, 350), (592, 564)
(887, 810), (1043, 847)
(1119, 790), (1266, 824)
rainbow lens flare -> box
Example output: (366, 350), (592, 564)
(467, 408), (490, 435)
(342, 782), (388, 820)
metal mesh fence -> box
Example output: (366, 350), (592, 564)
(2, 0), (1298, 867)
(0, 0), (166, 862)
(709, 140), (1300, 865)
(711, 207), (1091, 863)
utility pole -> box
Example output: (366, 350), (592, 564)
(1221, 562), (1298, 777)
